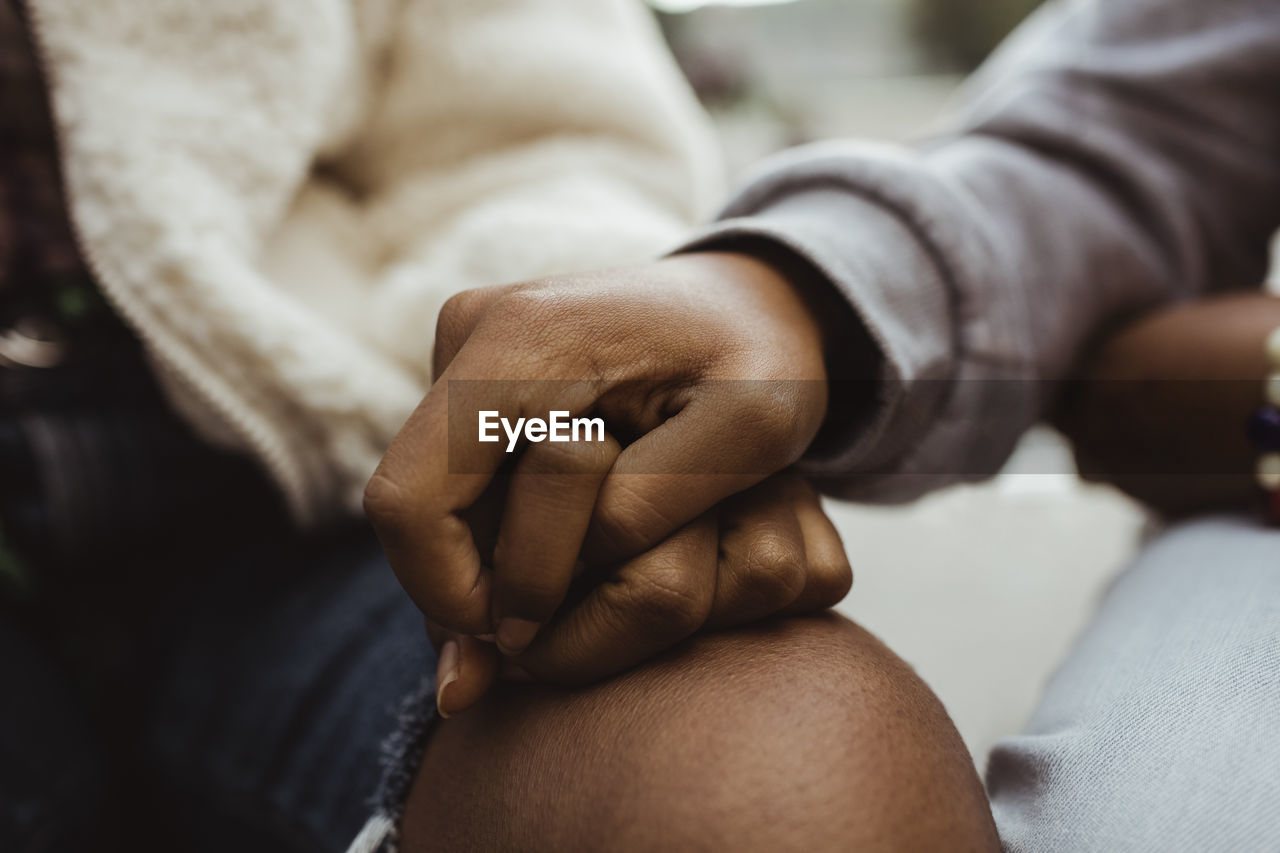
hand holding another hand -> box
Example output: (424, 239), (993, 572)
(423, 472), (852, 716)
(364, 252), (852, 714)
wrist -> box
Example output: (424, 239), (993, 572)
(676, 242), (882, 458)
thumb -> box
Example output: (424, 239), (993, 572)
(427, 621), (501, 718)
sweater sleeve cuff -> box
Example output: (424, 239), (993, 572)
(675, 186), (957, 493)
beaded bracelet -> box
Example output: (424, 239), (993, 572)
(1247, 326), (1280, 521)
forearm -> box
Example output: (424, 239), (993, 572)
(1056, 293), (1280, 516)
(685, 0), (1280, 502)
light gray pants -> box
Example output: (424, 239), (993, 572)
(988, 515), (1280, 852)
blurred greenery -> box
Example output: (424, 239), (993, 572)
(909, 0), (1045, 71)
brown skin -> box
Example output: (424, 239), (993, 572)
(1056, 291), (1280, 516)
(371, 253), (1002, 849)
(427, 472), (854, 714)
(365, 252), (849, 713)
(373, 258), (1272, 849)
(402, 613), (1000, 853)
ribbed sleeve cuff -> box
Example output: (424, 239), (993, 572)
(676, 183), (956, 490)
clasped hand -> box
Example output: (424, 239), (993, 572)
(364, 253), (852, 715)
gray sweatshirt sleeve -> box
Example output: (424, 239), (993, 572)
(683, 0), (1280, 501)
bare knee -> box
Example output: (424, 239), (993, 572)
(402, 613), (998, 852)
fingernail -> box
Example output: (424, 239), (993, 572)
(496, 618), (539, 656)
(436, 638), (459, 719)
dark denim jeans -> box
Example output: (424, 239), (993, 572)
(0, 524), (437, 852)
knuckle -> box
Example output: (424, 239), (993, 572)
(484, 287), (556, 331)
(435, 291), (477, 345)
(739, 534), (806, 605)
(808, 556), (854, 607)
(437, 289), (483, 328)
(628, 565), (711, 639)
(591, 500), (660, 559)
(479, 288), (578, 362)
(433, 291), (482, 377)
(362, 470), (413, 531)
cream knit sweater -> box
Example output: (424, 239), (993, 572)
(29, 0), (721, 523)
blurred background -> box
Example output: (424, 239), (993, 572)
(653, 0), (1043, 170)
(649, 0), (1150, 770)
